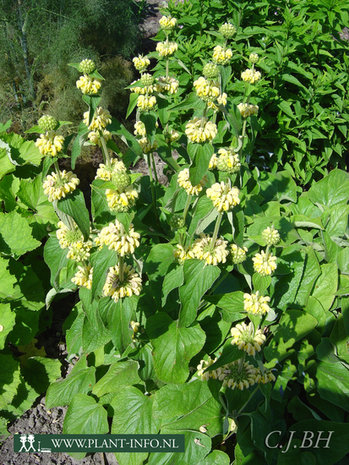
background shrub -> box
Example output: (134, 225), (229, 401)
(159, 0), (349, 184)
(0, 0), (142, 128)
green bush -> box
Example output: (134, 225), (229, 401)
(156, 0), (349, 185)
(0, 0), (141, 128)
(0, 122), (61, 436)
(1, 4), (348, 462)
(35, 42), (348, 463)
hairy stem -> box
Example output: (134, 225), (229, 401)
(146, 153), (156, 207)
(118, 255), (124, 282)
(183, 194), (193, 223)
(211, 212), (223, 248)
(151, 152), (159, 183)
(100, 134), (111, 168)
(53, 160), (61, 180)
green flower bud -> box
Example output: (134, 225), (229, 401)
(169, 215), (185, 230)
(79, 59), (96, 75)
(113, 172), (131, 191)
(141, 73), (154, 86)
(219, 23), (236, 39)
(231, 244), (247, 264)
(216, 155), (234, 172)
(249, 53), (259, 64)
(203, 62), (219, 79)
(38, 115), (58, 132)
(262, 226), (280, 246)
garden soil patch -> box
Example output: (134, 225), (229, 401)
(0, 399), (118, 465)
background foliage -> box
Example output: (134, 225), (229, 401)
(158, 0), (349, 185)
(0, 122), (60, 435)
(0, 1), (348, 464)
(0, 0), (143, 128)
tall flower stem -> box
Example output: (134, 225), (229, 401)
(239, 119), (248, 159)
(211, 212), (223, 248)
(183, 194), (192, 223)
(202, 103), (208, 121)
(53, 160), (61, 180)
(166, 59), (169, 79)
(118, 256), (124, 282)
(241, 119), (247, 138)
(100, 134), (111, 168)
(151, 152), (159, 183)
(146, 152), (156, 207)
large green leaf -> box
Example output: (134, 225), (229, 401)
(337, 247), (349, 274)
(18, 175), (57, 235)
(0, 210), (40, 257)
(66, 310), (84, 355)
(43, 236), (69, 289)
(126, 92), (139, 119)
(188, 196), (215, 236)
(63, 394), (108, 434)
(82, 300), (112, 352)
(275, 259), (304, 310)
(90, 246), (117, 298)
(264, 310), (317, 362)
(0, 146), (15, 179)
(200, 450), (230, 465)
(312, 262), (338, 311)
(162, 265), (184, 306)
(153, 380), (222, 437)
(104, 298), (134, 354)
(71, 125), (89, 169)
(199, 307), (232, 353)
(91, 180), (114, 225)
(295, 247), (321, 306)
(305, 295), (334, 329)
(281, 73), (306, 89)
(316, 361), (349, 412)
(325, 204), (349, 237)
(147, 430), (211, 465)
(108, 117), (143, 161)
(258, 170), (298, 203)
(21, 356), (61, 394)
(111, 386), (161, 465)
(0, 303), (16, 349)
(46, 363), (95, 408)
(189, 144), (214, 186)
(1, 133), (42, 166)
(0, 173), (19, 210)
(308, 169), (349, 207)
(0, 354), (21, 411)
(57, 190), (90, 240)
(92, 360), (141, 397)
(147, 313), (205, 383)
(179, 260), (220, 326)
(205, 291), (245, 322)
(18, 140), (43, 166)
(330, 312), (349, 364)
(140, 112), (157, 142)
(276, 420), (349, 465)
(0, 257), (17, 299)
(144, 243), (175, 279)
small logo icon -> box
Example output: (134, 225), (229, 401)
(18, 434), (37, 452)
